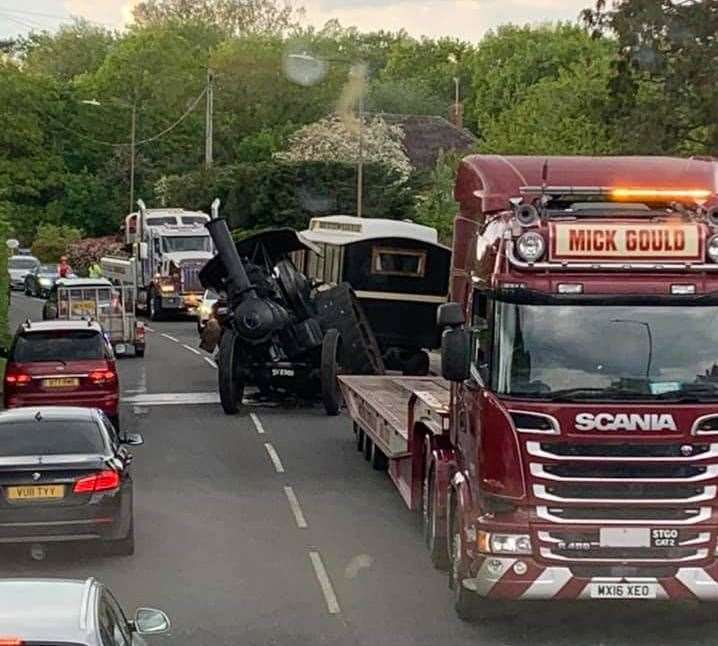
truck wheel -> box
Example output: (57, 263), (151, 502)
(135, 346), (145, 358)
(363, 435), (373, 462)
(371, 444), (388, 471)
(449, 504), (477, 621)
(403, 350), (430, 376)
(321, 329), (342, 416)
(357, 428), (365, 452)
(218, 330), (245, 415)
(148, 287), (163, 322)
(424, 467), (449, 570)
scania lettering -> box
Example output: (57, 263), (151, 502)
(337, 155), (718, 621)
(574, 412), (678, 432)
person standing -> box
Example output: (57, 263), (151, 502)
(88, 261), (103, 279)
(57, 256), (72, 278)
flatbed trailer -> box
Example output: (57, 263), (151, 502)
(339, 375), (449, 509)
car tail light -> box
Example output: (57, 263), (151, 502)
(0, 639), (24, 646)
(4, 372), (31, 387)
(89, 369), (116, 384)
(136, 322), (145, 340)
(73, 470), (120, 493)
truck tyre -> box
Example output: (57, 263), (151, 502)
(218, 330), (245, 415)
(363, 435), (373, 462)
(148, 287), (163, 322)
(424, 467), (449, 570)
(357, 428), (365, 452)
(371, 444), (388, 471)
(449, 503), (478, 621)
(321, 329), (342, 416)
(135, 345), (145, 358)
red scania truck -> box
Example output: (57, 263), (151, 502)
(339, 155), (718, 620)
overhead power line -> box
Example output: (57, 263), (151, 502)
(0, 6), (115, 28)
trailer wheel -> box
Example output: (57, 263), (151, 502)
(321, 329), (343, 416)
(148, 287), (163, 322)
(363, 435), (373, 462)
(218, 330), (245, 415)
(424, 467), (449, 570)
(356, 428), (365, 452)
(371, 444), (388, 471)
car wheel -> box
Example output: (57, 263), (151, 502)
(106, 519), (135, 557)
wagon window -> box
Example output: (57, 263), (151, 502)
(371, 248), (426, 277)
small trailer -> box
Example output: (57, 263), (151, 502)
(297, 215), (451, 375)
(42, 277), (146, 357)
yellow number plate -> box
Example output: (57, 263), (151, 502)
(70, 301), (97, 317)
(42, 377), (79, 389)
(7, 485), (65, 500)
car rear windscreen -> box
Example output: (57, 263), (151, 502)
(9, 257), (38, 269)
(12, 331), (105, 362)
(0, 420), (105, 456)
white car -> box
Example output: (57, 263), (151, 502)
(8, 255), (40, 290)
(196, 288), (219, 333)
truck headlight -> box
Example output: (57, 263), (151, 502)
(478, 531), (532, 555)
(707, 235), (718, 262)
(160, 284), (175, 294)
(516, 232), (545, 263)
(39, 278), (52, 287)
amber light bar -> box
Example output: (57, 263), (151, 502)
(611, 188), (713, 201)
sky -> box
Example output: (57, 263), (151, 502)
(0, 0), (590, 42)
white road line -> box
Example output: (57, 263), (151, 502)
(161, 333), (179, 342)
(183, 344), (201, 355)
(144, 325), (155, 332)
(309, 552), (341, 615)
(250, 413), (266, 435)
(283, 486), (308, 529)
(264, 443), (285, 473)
(204, 357), (218, 369)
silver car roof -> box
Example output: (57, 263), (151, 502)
(0, 578), (99, 642)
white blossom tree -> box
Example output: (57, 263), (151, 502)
(275, 114), (413, 181)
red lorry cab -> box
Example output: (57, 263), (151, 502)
(3, 320), (120, 428)
(339, 155), (718, 619)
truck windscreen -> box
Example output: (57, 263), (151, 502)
(492, 302), (718, 401)
(162, 236), (211, 253)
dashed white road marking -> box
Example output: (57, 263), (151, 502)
(161, 333), (179, 342)
(309, 552), (341, 615)
(183, 344), (201, 355)
(124, 392), (221, 406)
(283, 486), (308, 529)
(264, 443), (285, 473)
(204, 357), (218, 369)
(250, 413), (266, 435)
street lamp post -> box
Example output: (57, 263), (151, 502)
(286, 53), (368, 218)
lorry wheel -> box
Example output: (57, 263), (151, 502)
(135, 346), (145, 358)
(371, 445), (388, 471)
(321, 329), (342, 416)
(218, 330), (245, 415)
(424, 468), (449, 570)
(357, 428), (365, 452)
(450, 505), (478, 621)
(148, 288), (163, 322)
(363, 435), (373, 462)
(403, 350), (430, 376)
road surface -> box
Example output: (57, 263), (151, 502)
(4, 292), (716, 645)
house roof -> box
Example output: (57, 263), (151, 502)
(374, 113), (476, 171)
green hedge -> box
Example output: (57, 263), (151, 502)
(157, 160), (415, 232)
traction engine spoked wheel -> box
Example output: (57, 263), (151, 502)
(321, 328), (343, 416)
(218, 330), (245, 415)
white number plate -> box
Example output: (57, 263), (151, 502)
(590, 583), (657, 599)
(599, 527), (650, 548)
(115, 343), (126, 355)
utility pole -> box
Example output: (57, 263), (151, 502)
(129, 101), (137, 214)
(357, 90), (365, 219)
(205, 68), (214, 168)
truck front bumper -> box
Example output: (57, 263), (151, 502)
(463, 555), (718, 600)
(161, 294), (201, 312)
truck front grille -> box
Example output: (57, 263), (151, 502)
(180, 263), (203, 292)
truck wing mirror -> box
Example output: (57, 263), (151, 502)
(441, 328), (471, 382)
(437, 302), (465, 328)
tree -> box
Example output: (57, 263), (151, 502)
(133, 0), (302, 36)
(367, 78), (449, 117)
(583, 0), (718, 154)
(471, 24), (612, 137)
(480, 56), (616, 156)
(31, 224), (82, 263)
(276, 114), (413, 180)
(18, 20), (115, 82)
(414, 150), (460, 243)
